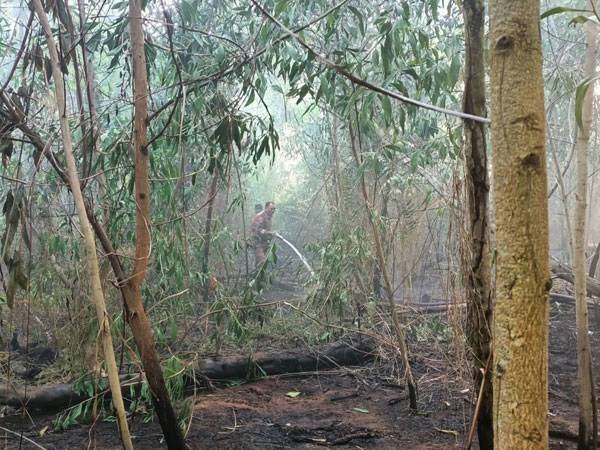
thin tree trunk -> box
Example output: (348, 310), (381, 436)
(76, 0), (111, 290)
(587, 174), (595, 250)
(329, 112), (343, 212)
(70, 47), (90, 185)
(231, 147), (249, 282)
(31, 2), (132, 448)
(489, 1), (550, 448)
(462, 1), (493, 447)
(175, 87), (189, 263)
(128, 0), (185, 447)
(372, 192), (388, 301)
(202, 169), (219, 303)
(548, 123), (574, 263)
(74, 0), (110, 224)
(574, 5), (597, 448)
(589, 242), (600, 279)
(349, 122), (417, 410)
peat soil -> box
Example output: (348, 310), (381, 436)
(0, 296), (597, 449)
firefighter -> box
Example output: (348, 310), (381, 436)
(250, 201), (276, 268)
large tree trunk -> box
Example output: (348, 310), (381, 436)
(128, 1), (185, 447)
(573, 5), (598, 447)
(32, 1), (132, 448)
(489, 1), (550, 448)
(462, 1), (493, 448)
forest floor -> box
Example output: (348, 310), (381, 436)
(0, 286), (597, 449)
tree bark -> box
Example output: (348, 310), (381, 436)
(489, 1), (550, 448)
(128, 0), (185, 447)
(573, 5), (597, 447)
(31, 1), (132, 448)
(462, 1), (493, 448)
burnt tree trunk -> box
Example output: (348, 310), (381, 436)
(462, 1), (493, 448)
(0, 338), (374, 411)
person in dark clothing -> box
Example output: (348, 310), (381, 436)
(250, 201), (276, 268)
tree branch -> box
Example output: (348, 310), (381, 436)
(250, 0), (490, 124)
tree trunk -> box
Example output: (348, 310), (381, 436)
(573, 5), (597, 447)
(372, 192), (389, 301)
(349, 122), (417, 410)
(202, 169), (219, 303)
(77, 0), (110, 227)
(128, 1), (186, 447)
(32, 1), (132, 448)
(489, 1), (550, 448)
(462, 1), (493, 448)
(589, 242), (600, 279)
(329, 112), (343, 212)
(548, 121), (574, 263)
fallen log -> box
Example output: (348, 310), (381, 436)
(549, 293), (600, 308)
(550, 259), (600, 297)
(549, 418), (579, 442)
(198, 337), (373, 380)
(0, 383), (84, 411)
(0, 337), (374, 411)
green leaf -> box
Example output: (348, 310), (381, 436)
(575, 73), (600, 129)
(348, 5), (365, 36)
(215, 45), (226, 66)
(352, 407), (369, 414)
(401, 1), (409, 20)
(448, 56), (461, 87)
(286, 391), (301, 398)
(381, 95), (392, 126)
(274, 0), (289, 16)
(180, 0), (195, 24)
(541, 6), (589, 19)
(569, 15), (600, 26)
(381, 34), (393, 78)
